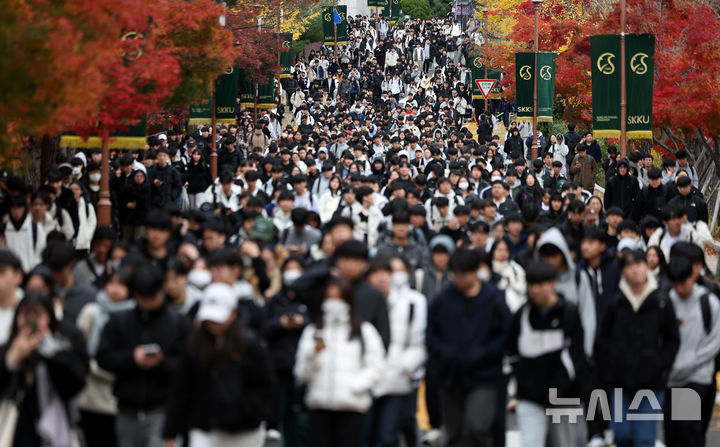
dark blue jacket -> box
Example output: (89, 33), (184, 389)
(426, 282), (511, 390)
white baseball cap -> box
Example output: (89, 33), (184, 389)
(197, 283), (236, 323)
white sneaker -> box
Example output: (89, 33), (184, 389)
(266, 429), (282, 441)
(421, 429), (443, 446)
(587, 436), (605, 447)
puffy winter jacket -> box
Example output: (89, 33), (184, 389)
(294, 306), (385, 412)
(374, 286), (427, 397)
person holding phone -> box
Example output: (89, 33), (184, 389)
(0, 292), (89, 447)
(97, 263), (189, 447)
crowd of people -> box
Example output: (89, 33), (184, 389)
(1, 12), (719, 447)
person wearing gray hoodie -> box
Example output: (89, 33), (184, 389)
(534, 228), (596, 357)
(535, 228), (597, 357)
(664, 256), (720, 447)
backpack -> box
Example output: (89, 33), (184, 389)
(698, 293), (720, 372)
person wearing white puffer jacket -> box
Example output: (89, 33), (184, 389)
(365, 256), (427, 447)
(294, 278), (385, 447)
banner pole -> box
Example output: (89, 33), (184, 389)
(620, 0), (627, 157)
(531, 0), (541, 162)
(98, 128), (111, 227)
(483, 0), (489, 112)
(333, 0), (338, 56)
(211, 84), (218, 179)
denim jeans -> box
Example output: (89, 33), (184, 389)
(116, 410), (164, 447)
(610, 389), (665, 447)
(364, 394), (413, 447)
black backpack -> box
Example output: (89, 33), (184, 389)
(698, 293), (720, 372)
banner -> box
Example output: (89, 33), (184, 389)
(536, 52), (556, 122)
(515, 52), (555, 122)
(515, 52), (534, 122)
(390, 0), (401, 22)
(239, 69), (256, 108)
(279, 33), (293, 79)
(591, 34), (621, 138)
(377, 0), (388, 11)
(367, 0), (377, 7)
(323, 6), (347, 47)
(626, 34), (654, 139)
(215, 67), (239, 124)
(59, 118), (147, 149)
(591, 34), (655, 139)
(471, 56), (502, 100)
(189, 67), (238, 125)
(257, 80), (276, 110)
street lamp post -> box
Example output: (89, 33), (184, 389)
(531, 0), (542, 162)
(619, 0), (627, 157)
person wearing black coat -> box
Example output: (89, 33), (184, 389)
(505, 128), (524, 157)
(163, 283), (274, 447)
(667, 175), (709, 223)
(0, 293), (89, 447)
(184, 148), (212, 209)
(632, 167), (668, 223)
(118, 169), (152, 244)
(149, 149), (183, 208)
(594, 249), (679, 447)
(96, 265), (190, 447)
(603, 159), (639, 219)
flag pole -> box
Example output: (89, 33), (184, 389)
(619, 0), (627, 157)
(211, 84), (218, 178)
(333, 0), (338, 56)
(531, 0), (542, 162)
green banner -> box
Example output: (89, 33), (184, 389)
(189, 98), (211, 126)
(536, 52), (556, 122)
(626, 34), (654, 139)
(258, 81), (276, 109)
(368, 0), (378, 7)
(279, 33), (293, 79)
(239, 69), (255, 108)
(471, 56), (502, 100)
(515, 52), (555, 122)
(591, 34), (654, 139)
(377, 0), (389, 11)
(391, 0), (401, 22)
(591, 34), (621, 138)
(215, 67), (239, 124)
(323, 6), (347, 47)
(515, 52), (534, 121)
(189, 67), (238, 125)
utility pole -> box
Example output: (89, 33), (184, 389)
(531, 0), (542, 162)
(619, 0), (627, 157)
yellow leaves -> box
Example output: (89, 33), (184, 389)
(475, 0), (524, 40)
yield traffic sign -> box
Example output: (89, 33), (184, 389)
(475, 79), (497, 99)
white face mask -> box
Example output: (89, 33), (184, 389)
(458, 182), (469, 190)
(322, 299), (350, 316)
(188, 269), (212, 290)
(283, 269), (303, 287)
(491, 176), (502, 182)
(89, 173), (101, 183)
(477, 269), (491, 282)
(391, 271), (409, 289)
(72, 167), (82, 175)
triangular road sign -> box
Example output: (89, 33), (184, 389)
(475, 79), (497, 99)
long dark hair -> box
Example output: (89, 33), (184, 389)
(187, 318), (246, 371)
(314, 277), (363, 340)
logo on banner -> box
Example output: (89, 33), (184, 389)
(225, 67), (234, 74)
(519, 65), (532, 80)
(597, 53), (616, 75)
(539, 65), (552, 80)
(630, 53), (649, 75)
(473, 57), (483, 68)
(475, 79), (497, 98)
(282, 40), (291, 48)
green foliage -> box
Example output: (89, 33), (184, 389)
(429, 0), (450, 17)
(299, 12), (323, 43)
(401, 0), (433, 19)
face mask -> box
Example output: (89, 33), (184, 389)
(89, 173), (101, 183)
(391, 271), (409, 289)
(478, 269), (491, 282)
(491, 176), (502, 182)
(72, 167), (82, 175)
(188, 269), (212, 290)
(322, 299), (350, 315)
(283, 269), (303, 287)
(458, 182), (469, 190)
